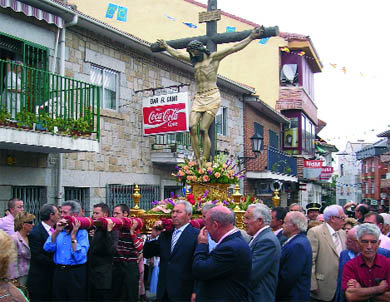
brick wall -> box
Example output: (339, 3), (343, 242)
(242, 102), (282, 194)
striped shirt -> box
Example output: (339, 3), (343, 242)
(113, 229), (143, 263)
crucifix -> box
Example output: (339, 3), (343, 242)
(151, 0), (278, 165)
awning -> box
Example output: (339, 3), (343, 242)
(0, 0), (64, 28)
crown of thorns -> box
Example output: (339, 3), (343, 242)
(186, 40), (210, 56)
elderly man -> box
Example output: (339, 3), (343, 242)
(276, 211), (312, 302)
(355, 204), (369, 224)
(43, 200), (89, 301)
(307, 204), (347, 301)
(144, 200), (199, 301)
(363, 211), (390, 250)
(0, 198), (24, 235)
(380, 213), (390, 236)
(193, 206), (252, 301)
(336, 226), (390, 302)
(27, 204), (59, 302)
(289, 203), (303, 213)
(244, 204), (280, 302)
(342, 223), (390, 301)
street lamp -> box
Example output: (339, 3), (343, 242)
(237, 133), (264, 168)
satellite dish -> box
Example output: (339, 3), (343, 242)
(280, 64), (298, 85)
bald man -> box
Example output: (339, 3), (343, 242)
(192, 206), (252, 301)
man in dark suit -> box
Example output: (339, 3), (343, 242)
(276, 211), (312, 302)
(244, 204), (280, 302)
(271, 206), (288, 246)
(192, 206), (252, 301)
(27, 204), (59, 301)
(88, 203), (118, 302)
(143, 200), (199, 301)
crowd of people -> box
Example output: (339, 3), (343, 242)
(0, 197), (390, 302)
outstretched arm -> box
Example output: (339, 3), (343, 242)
(157, 39), (191, 63)
(212, 27), (263, 61)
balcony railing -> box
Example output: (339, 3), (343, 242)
(0, 59), (100, 140)
(267, 146), (297, 176)
(152, 132), (192, 152)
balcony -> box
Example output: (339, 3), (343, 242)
(276, 86), (318, 125)
(246, 146), (298, 182)
(151, 132), (192, 164)
(0, 60), (100, 153)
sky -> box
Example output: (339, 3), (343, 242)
(198, 0), (390, 151)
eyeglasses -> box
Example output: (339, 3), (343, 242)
(334, 216), (346, 221)
(23, 221), (34, 224)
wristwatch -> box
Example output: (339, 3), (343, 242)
(71, 239), (77, 244)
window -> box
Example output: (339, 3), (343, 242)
(280, 64), (298, 86)
(216, 106), (227, 136)
(269, 130), (279, 149)
(64, 187), (90, 216)
(340, 164), (344, 177)
(90, 65), (118, 110)
(283, 117), (298, 148)
(371, 183), (375, 194)
(12, 186), (46, 222)
(371, 160), (375, 172)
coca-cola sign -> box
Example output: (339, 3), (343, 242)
(142, 92), (189, 135)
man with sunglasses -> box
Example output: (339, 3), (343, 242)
(307, 205), (347, 301)
(342, 223), (390, 301)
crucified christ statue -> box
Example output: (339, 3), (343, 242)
(156, 27), (263, 165)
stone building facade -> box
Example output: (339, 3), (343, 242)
(0, 1), (250, 216)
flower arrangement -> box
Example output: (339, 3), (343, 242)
(172, 154), (245, 185)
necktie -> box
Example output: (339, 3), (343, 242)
(333, 232), (342, 256)
(248, 236), (254, 247)
(171, 229), (180, 253)
(50, 227), (55, 234)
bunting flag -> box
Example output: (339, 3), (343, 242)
(259, 38), (269, 45)
(342, 66), (347, 74)
(164, 14), (176, 21)
(281, 47), (290, 53)
(330, 63), (337, 69)
(183, 22), (197, 28)
(297, 51), (305, 56)
(117, 6), (127, 22)
(106, 3), (118, 19)
(226, 26), (236, 32)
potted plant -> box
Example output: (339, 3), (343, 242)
(0, 106), (11, 126)
(15, 110), (37, 129)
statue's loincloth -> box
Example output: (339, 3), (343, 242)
(191, 88), (221, 116)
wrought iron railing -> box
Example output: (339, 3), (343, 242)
(267, 146), (297, 176)
(0, 59), (100, 139)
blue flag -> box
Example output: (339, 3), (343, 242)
(259, 38), (269, 45)
(105, 3), (117, 19)
(183, 22), (197, 29)
(226, 26), (236, 32)
(117, 6), (128, 22)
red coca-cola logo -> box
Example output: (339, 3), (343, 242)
(148, 108), (179, 125)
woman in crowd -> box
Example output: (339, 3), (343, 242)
(343, 217), (358, 235)
(8, 211), (35, 290)
(0, 229), (28, 301)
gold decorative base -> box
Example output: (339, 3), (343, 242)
(191, 182), (231, 201)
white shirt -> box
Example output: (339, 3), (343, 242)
(41, 221), (52, 235)
(249, 225), (270, 246)
(283, 233), (299, 246)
